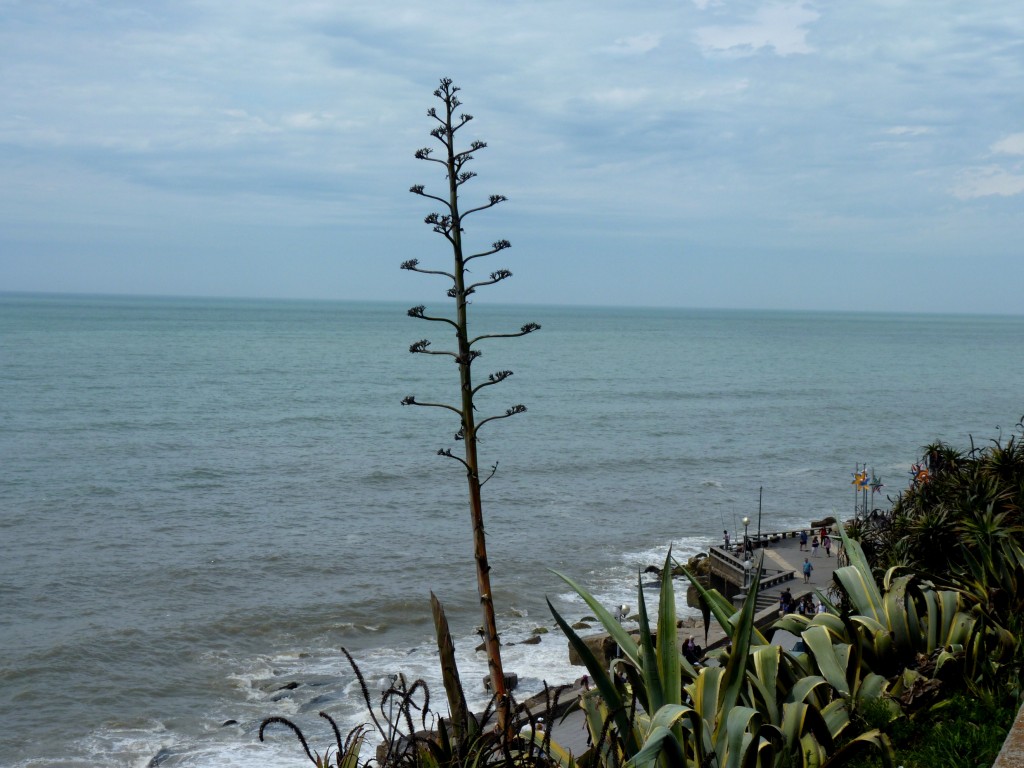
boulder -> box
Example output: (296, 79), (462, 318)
(482, 673), (519, 692)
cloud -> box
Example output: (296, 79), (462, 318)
(991, 132), (1024, 156)
(951, 166), (1024, 200)
(1, 1), (1023, 313)
(884, 126), (934, 137)
(588, 87), (654, 109)
(605, 33), (662, 55)
(949, 132), (1024, 199)
(694, 2), (819, 57)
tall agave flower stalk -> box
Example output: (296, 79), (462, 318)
(402, 78), (540, 735)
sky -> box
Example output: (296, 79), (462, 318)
(1, 1), (1023, 314)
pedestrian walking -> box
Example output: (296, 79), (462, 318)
(799, 530), (808, 551)
(823, 534), (832, 557)
(723, 530), (730, 551)
(802, 558), (813, 583)
(811, 536), (819, 557)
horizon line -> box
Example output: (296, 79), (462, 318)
(2, 289), (1021, 320)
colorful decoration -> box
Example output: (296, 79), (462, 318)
(910, 463), (930, 485)
(851, 470), (869, 489)
(870, 474), (884, 494)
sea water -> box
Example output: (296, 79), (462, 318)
(1, 294), (1022, 767)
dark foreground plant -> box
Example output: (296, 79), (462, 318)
(260, 711), (368, 768)
(260, 647), (578, 767)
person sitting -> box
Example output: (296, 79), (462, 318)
(682, 636), (703, 665)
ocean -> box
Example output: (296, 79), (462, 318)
(1, 293), (1021, 767)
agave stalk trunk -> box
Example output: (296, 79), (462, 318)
(442, 92), (510, 735)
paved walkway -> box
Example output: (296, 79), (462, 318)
(741, 530), (844, 608)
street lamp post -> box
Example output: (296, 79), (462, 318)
(739, 516), (752, 596)
(757, 486), (763, 549)
(614, 605), (629, 661)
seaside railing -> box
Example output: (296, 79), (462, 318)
(708, 529), (807, 592)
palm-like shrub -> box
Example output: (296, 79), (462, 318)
(877, 425), (1024, 576)
(854, 422), (1024, 698)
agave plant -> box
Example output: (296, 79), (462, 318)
(788, 526), (975, 680)
(550, 550), (893, 767)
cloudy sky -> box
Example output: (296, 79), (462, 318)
(2, 1), (1022, 313)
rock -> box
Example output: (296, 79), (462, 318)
(299, 694), (337, 714)
(276, 681), (300, 691)
(580, 616), (598, 623)
(571, 621), (592, 630)
(148, 748), (177, 767)
(522, 635), (542, 644)
(482, 673), (518, 692)
(531, 626), (549, 635)
(568, 632), (620, 668)
(221, 719), (238, 727)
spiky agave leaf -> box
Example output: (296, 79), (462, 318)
(550, 569), (644, 668)
(746, 644), (782, 725)
(430, 592), (473, 743)
(675, 557), (771, 647)
(821, 728), (895, 768)
(624, 722), (690, 768)
(714, 558), (764, 758)
(655, 550), (682, 710)
(634, 563), (661, 715)
(801, 626), (853, 699)
(546, 597), (640, 756)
